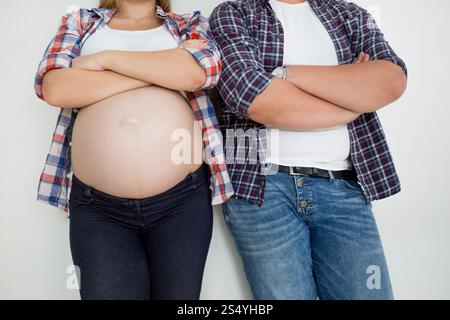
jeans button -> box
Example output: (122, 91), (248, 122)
(300, 200), (308, 208)
(297, 179), (304, 187)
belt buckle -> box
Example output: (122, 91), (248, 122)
(288, 167), (307, 176)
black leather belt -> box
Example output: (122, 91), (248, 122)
(277, 165), (357, 181)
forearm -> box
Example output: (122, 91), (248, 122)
(42, 68), (149, 108)
(101, 49), (206, 91)
(286, 60), (407, 113)
(248, 78), (360, 130)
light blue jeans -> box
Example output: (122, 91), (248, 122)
(223, 172), (393, 300)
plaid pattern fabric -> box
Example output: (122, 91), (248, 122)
(35, 6), (234, 213)
(210, 0), (407, 205)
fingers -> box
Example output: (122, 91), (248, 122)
(353, 52), (364, 63)
(362, 53), (370, 62)
(353, 52), (370, 64)
(180, 39), (208, 50)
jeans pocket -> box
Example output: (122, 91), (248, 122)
(335, 179), (364, 196)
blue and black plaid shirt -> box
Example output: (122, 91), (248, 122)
(210, 0), (407, 206)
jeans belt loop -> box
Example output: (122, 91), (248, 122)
(328, 170), (335, 180)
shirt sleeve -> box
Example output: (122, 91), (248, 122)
(352, 5), (408, 76)
(209, 3), (274, 117)
(34, 10), (85, 101)
(180, 12), (222, 91)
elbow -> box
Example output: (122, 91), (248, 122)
(249, 104), (302, 130)
(360, 63), (408, 113)
(247, 105), (262, 123)
(388, 66), (408, 101)
(193, 70), (208, 90)
(42, 82), (69, 107)
(247, 97), (265, 122)
(41, 73), (65, 107)
(190, 58), (222, 90)
(42, 85), (59, 107)
(380, 62), (408, 108)
(248, 98), (278, 125)
(182, 67), (209, 91)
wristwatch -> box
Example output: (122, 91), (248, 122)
(272, 66), (287, 80)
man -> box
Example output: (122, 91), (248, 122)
(209, 0), (407, 300)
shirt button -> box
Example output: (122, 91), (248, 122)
(72, 108), (79, 113)
(300, 200), (308, 208)
(297, 179), (304, 187)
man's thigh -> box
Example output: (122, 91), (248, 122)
(223, 173), (317, 300)
(309, 178), (393, 300)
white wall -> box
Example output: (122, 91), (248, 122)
(0, 0), (449, 300)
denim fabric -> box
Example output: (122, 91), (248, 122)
(69, 165), (213, 300)
(223, 171), (393, 300)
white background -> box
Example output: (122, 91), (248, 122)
(0, 0), (449, 299)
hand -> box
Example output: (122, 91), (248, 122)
(72, 52), (105, 71)
(180, 39), (208, 50)
(353, 52), (370, 64)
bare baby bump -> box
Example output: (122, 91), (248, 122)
(71, 86), (204, 199)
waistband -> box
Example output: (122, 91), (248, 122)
(71, 164), (208, 206)
(277, 165), (357, 180)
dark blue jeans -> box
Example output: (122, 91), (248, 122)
(69, 164), (213, 300)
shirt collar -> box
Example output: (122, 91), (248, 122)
(263, 0), (322, 9)
(92, 5), (168, 22)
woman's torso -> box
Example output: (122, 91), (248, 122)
(71, 22), (203, 199)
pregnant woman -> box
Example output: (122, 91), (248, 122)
(34, 0), (234, 300)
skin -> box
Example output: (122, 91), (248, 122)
(285, 57), (407, 113)
(41, 0), (209, 197)
(247, 0), (407, 129)
(42, 0), (207, 108)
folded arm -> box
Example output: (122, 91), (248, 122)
(35, 11), (221, 108)
(210, 3), (359, 130)
(35, 10), (148, 107)
(286, 60), (407, 113)
(42, 69), (149, 108)
(95, 13), (221, 92)
(98, 47), (208, 92)
(286, 6), (407, 113)
(248, 77), (360, 130)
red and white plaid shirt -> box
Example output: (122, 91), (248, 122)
(34, 5), (234, 213)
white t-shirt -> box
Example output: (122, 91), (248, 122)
(81, 23), (178, 56)
(266, 0), (351, 171)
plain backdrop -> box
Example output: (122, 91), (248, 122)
(0, 0), (449, 299)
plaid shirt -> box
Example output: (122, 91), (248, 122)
(35, 6), (234, 213)
(210, 0), (407, 206)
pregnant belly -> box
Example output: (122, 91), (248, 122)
(71, 86), (204, 199)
